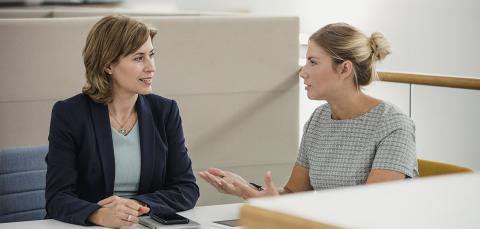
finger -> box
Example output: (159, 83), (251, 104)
(129, 216), (140, 224)
(232, 180), (260, 199)
(120, 205), (140, 217)
(206, 171), (223, 186)
(198, 171), (215, 183)
(220, 178), (247, 197)
(125, 214), (140, 224)
(125, 199), (142, 211)
(218, 178), (237, 193)
(103, 202), (115, 208)
(202, 174), (219, 189)
(205, 172), (228, 193)
(207, 168), (226, 177)
(138, 206), (150, 215)
(120, 211), (139, 224)
(264, 171), (277, 193)
(115, 217), (135, 228)
(128, 200), (150, 215)
(98, 195), (118, 206)
(198, 171), (210, 181)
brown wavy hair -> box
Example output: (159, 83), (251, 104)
(82, 15), (157, 104)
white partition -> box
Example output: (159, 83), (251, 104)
(243, 173), (480, 229)
(411, 85), (480, 170)
(0, 16), (299, 205)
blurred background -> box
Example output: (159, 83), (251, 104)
(0, 0), (479, 210)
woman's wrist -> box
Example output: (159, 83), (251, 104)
(88, 207), (105, 225)
(278, 186), (293, 195)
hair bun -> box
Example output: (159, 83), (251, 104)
(369, 32), (391, 62)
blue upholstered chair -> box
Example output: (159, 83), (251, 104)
(0, 145), (48, 223)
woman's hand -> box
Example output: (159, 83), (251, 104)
(88, 195), (150, 228)
(198, 168), (249, 197)
(198, 168), (279, 199)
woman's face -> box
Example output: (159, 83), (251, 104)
(107, 36), (156, 97)
(299, 41), (342, 100)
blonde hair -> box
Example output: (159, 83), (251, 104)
(82, 15), (157, 104)
(309, 23), (391, 86)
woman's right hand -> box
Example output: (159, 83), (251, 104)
(198, 168), (279, 199)
(198, 168), (250, 198)
(88, 195), (150, 228)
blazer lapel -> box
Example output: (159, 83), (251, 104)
(136, 96), (155, 194)
(89, 98), (115, 196)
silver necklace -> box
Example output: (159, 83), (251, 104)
(109, 109), (134, 136)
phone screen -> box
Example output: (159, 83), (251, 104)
(151, 213), (190, 225)
(213, 219), (240, 227)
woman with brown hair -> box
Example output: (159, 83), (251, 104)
(199, 23), (418, 199)
(45, 15), (199, 227)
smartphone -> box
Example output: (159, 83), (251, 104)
(212, 219), (241, 228)
(150, 212), (190, 225)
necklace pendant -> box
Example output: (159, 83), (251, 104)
(120, 129), (127, 135)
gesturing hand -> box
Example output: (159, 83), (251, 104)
(232, 170), (279, 199)
(88, 195), (150, 228)
(198, 168), (279, 199)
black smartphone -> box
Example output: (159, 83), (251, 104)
(150, 213), (190, 225)
(212, 219), (240, 227)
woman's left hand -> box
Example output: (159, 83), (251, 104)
(98, 195), (150, 218)
(88, 195), (150, 227)
(232, 171), (280, 199)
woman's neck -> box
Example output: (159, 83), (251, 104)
(327, 90), (381, 120)
(108, 92), (138, 119)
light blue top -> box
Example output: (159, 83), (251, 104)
(111, 121), (141, 197)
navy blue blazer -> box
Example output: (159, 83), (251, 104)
(45, 93), (199, 225)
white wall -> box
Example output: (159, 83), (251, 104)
(125, 0), (480, 76)
(124, 0), (480, 169)
(251, 0), (480, 75)
(248, 0), (480, 169)
(122, 0), (480, 76)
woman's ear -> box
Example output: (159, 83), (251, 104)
(338, 60), (353, 80)
(104, 64), (113, 75)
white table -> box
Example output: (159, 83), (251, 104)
(241, 173), (480, 229)
(0, 203), (243, 229)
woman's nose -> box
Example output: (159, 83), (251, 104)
(145, 58), (156, 72)
(298, 66), (306, 79)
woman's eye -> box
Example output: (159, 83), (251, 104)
(134, 56), (143, 61)
(149, 52), (155, 57)
(309, 60), (317, 65)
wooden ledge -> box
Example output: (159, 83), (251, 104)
(240, 204), (343, 229)
(378, 72), (480, 90)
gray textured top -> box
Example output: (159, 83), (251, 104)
(297, 102), (418, 190)
(112, 121), (141, 197)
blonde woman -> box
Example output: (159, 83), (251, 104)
(45, 15), (199, 227)
(199, 23), (418, 198)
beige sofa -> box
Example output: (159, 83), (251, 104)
(0, 16), (299, 205)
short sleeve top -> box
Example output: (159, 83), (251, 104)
(297, 102), (418, 190)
